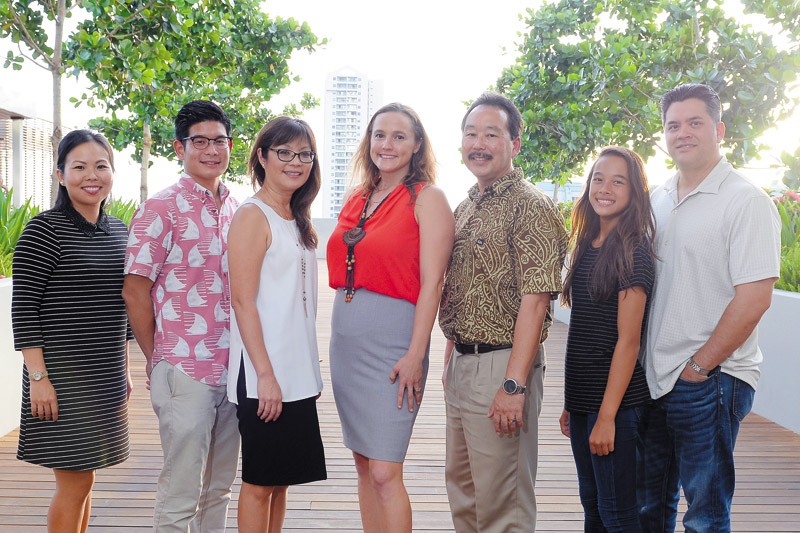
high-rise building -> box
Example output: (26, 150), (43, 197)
(322, 67), (383, 218)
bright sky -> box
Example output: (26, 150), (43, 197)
(1, 0), (796, 210)
(260, 0), (541, 209)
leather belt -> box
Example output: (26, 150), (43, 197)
(454, 342), (512, 355)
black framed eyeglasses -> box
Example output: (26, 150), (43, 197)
(269, 148), (315, 164)
(183, 135), (232, 150)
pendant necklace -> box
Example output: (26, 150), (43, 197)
(342, 182), (394, 302)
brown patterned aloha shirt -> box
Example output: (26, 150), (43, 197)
(439, 168), (567, 345)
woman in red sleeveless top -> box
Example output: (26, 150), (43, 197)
(327, 103), (454, 532)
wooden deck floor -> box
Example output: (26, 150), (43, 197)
(2, 261), (799, 531)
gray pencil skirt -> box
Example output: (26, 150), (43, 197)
(330, 288), (429, 462)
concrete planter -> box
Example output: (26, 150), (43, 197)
(0, 278), (23, 436)
(752, 289), (800, 434)
(553, 289), (799, 435)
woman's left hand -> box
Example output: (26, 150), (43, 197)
(390, 353), (424, 412)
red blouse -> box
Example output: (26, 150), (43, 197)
(327, 184), (422, 304)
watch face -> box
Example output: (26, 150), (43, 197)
(503, 379), (517, 394)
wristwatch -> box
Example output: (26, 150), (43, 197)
(686, 358), (709, 376)
(31, 370), (49, 381)
(502, 377), (526, 395)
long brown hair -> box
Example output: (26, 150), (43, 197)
(350, 103), (436, 200)
(248, 116), (320, 249)
(562, 146), (656, 306)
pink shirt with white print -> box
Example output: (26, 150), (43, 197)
(125, 173), (239, 386)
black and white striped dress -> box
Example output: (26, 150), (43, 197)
(11, 206), (131, 470)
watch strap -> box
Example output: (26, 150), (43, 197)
(502, 378), (527, 395)
(687, 358), (709, 376)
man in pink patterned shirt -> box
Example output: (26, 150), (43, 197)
(123, 100), (240, 532)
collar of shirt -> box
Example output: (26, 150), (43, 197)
(663, 157), (732, 204)
(63, 202), (111, 237)
(466, 167), (524, 202)
(177, 172), (231, 204)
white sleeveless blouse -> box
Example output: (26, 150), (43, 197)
(227, 196), (322, 403)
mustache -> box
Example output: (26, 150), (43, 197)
(467, 151), (493, 161)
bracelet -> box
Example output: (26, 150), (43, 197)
(687, 358), (709, 376)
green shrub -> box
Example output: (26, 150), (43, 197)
(105, 197), (139, 226)
(0, 188), (41, 277)
(558, 200), (573, 233)
(776, 244), (800, 292)
(774, 191), (800, 293)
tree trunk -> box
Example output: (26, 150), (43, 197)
(140, 121), (152, 202)
(49, 0), (67, 207)
(552, 180), (560, 203)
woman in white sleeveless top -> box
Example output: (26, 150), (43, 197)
(227, 117), (325, 533)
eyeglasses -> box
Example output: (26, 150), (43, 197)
(270, 148), (315, 164)
(183, 135), (233, 150)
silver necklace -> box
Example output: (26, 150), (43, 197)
(298, 239), (308, 318)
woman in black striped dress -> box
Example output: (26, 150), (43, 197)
(11, 130), (132, 532)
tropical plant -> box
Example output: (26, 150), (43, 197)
(777, 244), (800, 293)
(104, 197), (138, 227)
(0, 189), (41, 277)
(774, 190), (800, 292)
(558, 200), (573, 233)
(780, 148), (800, 192)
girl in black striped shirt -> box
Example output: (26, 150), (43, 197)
(559, 146), (656, 532)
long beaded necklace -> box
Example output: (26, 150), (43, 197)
(298, 240), (308, 317)
(342, 183), (394, 302)
(259, 191), (308, 317)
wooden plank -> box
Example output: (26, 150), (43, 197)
(0, 260), (798, 531)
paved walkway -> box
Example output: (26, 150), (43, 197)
(1, 261), (799, 531)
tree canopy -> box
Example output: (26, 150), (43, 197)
(67, 0), (323, 199)
(497, 0), (800, 186)
(2, 0), (71, 205)
(2, 0), (322, 202)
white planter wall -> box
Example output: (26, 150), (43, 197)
(312, 217), (336, 260)
(0, 279), (23, 436)
(752, 290), (800, 434)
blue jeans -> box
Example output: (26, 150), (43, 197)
(637, 370), (755, 533)
(569, 407), (643, 532)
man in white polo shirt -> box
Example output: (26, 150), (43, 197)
(638, 83), (781, 533)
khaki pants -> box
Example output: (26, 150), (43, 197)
(150, 361), (240, 533)
(445, 345), (545, 533)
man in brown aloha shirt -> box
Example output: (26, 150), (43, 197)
(439, 92), (567, 533)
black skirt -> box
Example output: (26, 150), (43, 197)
(236, 363), (327, 487)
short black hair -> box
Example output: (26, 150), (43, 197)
(54, 129), (115, 212)
(660, 83), (722, 124)
(461, 92), (523, 140)
(174, 100), (231, 142)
